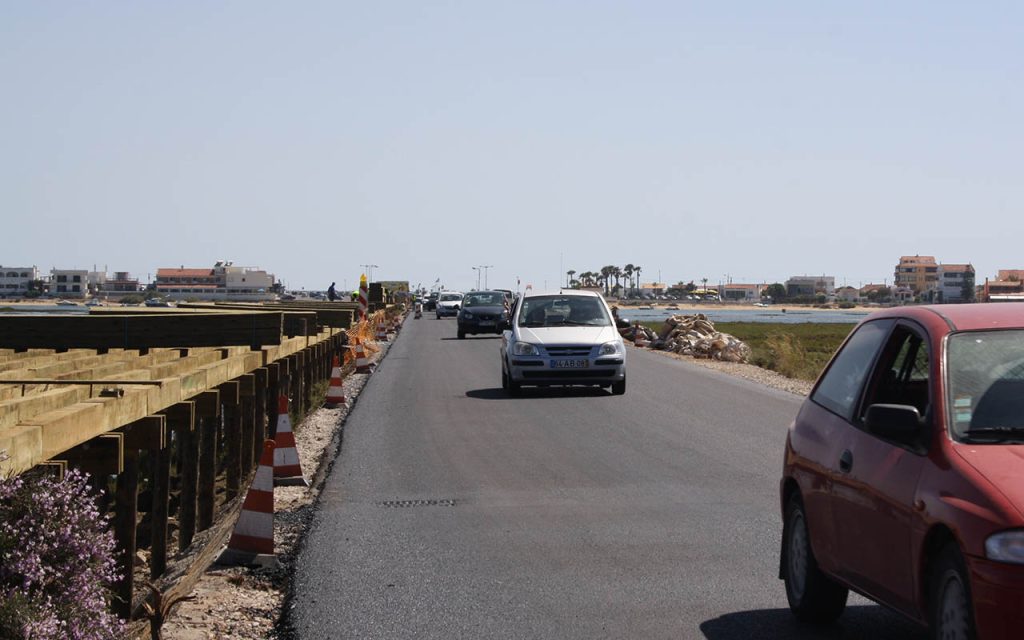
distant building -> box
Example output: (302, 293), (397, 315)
(638, 282), (668, 296)
(50, 269), (89, 298)
(0, 265), (38, 297)
(785, 276), (835, 298)
(100, 271), (142, 295)
(894, 255), (938, 294)
(154, 261), (277, 301)
(835, 286), (859, 303)
(982, 269), (1024, 302)
(720, 283), (764, 301)
(933, 264), (975, 303)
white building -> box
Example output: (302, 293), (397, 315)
(50, 269), (89, 298)
(934, 264), (975, 303)
(0, 265), (38, 297)
(786, 275), (836, 297)
(155, 261), (277, 301)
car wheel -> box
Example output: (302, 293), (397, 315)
(929, 544), (976, 640)
(782, 497), (848, 623)
(458, 330), (465, 339)
(611, 377), (626, 395)
(501, 365), (509, 389)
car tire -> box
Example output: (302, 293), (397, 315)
(501, 366), (509, 389)
(611, 377), (626, 395)
(782, 497), (848, 623)
(458, 330), (465, 339)
(929, 543), (976, 640)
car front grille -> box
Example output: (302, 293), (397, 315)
(544, 345), (594, 357)
(522, 370), (616, 379)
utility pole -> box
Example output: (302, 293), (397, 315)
(360, 264), (379, 283)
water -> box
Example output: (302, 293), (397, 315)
(0, 305), (90, 315)
(618, 307), (869, 324)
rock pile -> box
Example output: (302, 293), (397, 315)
(624, 314), (752, 363)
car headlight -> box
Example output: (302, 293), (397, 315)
(599, 341), (622, 356)
(986, 531), (1024, 564)
(513, 342), (538, 356)
(462, 311), (474, 319)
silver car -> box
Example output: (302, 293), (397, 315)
(501, 290), (626, 395)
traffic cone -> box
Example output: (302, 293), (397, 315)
(217, 439), (278, 567)
(325, 355), (346, 408)
(391, 315), (401, 333)
(375, 317), (389, 342)
(272, 395), (307, 487)
(355, 339), (372, 374)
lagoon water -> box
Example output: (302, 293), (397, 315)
(621, 307), (869, 324)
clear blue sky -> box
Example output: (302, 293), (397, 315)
(3, 2), (1021, 292)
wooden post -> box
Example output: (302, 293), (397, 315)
(176, 401), (199, 552)
(219, 381), (241, 501)
(254, 367), (268, 469)
(118, 415), (167, 579)
(113, 447), (139, 619)
(267, 362), (281, 439)
(195, 390), (220, 532)
(238, 374), (256, 478)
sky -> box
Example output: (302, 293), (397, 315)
(2, 2), (1021, 293)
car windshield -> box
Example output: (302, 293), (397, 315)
(464, 293), (502, 307)
(947, 329), (1024, 443)
(440, 294), (462, 301)
(517, 295), (610, 327)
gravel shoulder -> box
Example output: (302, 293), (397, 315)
(158, 332), (811, 639)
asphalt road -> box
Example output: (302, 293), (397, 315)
(286, 315), (926, 639)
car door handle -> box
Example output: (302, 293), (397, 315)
(839, 449), (853, 474)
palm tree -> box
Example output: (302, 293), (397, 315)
(634, 265), (642, 297)
(611, 266), (623, 298)
(600, 266), (615, 297)
(623, 264), (634, 298)
(566, 270), (576, 288)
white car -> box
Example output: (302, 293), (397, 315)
(435, 291), (464, 318)
(501, 290), (626, 395)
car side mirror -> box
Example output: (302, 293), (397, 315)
(864, 404), (923, 442)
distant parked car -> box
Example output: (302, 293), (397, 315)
(435, 292), (463, 318)
(456, 291), (509, 339)
(500, 290), (626, 395)
(780, 303), (1024, 639)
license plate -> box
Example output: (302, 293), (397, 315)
(552, 359), (589, 369)
(479, 320), (494, 326)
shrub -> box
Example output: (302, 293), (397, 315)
(757, 333), (819, 381)
(0, 470), (124, 640)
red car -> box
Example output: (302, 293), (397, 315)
(780, 303), (1024, 639)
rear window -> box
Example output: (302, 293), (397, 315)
(440, 294), (462, 301)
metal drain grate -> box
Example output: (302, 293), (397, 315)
(378, 499), (456, 508)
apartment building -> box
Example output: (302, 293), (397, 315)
(982, 269), (1024, 302)
(50, 269), (89, 298)
(934, 264), (975, 303)
(0, 265), (38, 297)
(894, 255), (938, 293)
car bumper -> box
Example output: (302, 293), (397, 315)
(967, 555), (1024, 639)
(436, 307), (459, 317)
(459, 320), (505, 334)
(508, 357), (625, 386)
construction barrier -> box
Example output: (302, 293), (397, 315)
(217, 440), (277, 567)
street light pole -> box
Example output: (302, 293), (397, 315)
(472, 266), (481, 290)
(480, 265), (493, 289)
(360, 264), (379, 283)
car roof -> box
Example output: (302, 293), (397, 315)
(866, 303), (1024, 333)
(521, 289), (603, 300)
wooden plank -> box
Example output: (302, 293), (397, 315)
(196, 413), (216, 532)
(119, 415), (166, 451)
(0, 424), (42, 476)
(113, 448), (139, 619)
(0, 313), (284, 350)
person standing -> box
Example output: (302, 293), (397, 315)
(327, 282), (337, 302)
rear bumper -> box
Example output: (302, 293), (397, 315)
(436, 307), (459, 317)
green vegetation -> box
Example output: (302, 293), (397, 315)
(642, 320), (853, 382)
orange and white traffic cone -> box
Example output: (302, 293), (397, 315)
(375, 317), (389, 342)
(272, 395), (307, 487)
(325, 355), (346, 408)
(218, 439), (278, 567)
(355, 339), (372, 374)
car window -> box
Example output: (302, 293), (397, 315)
(811, 319), (893, 421)
(440, 294), (462, 301)
(859, 324), (930, 424)
(517, 296), (610, 327)
(465, 293), (499, 306)
(947, 329), (1024, 440)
